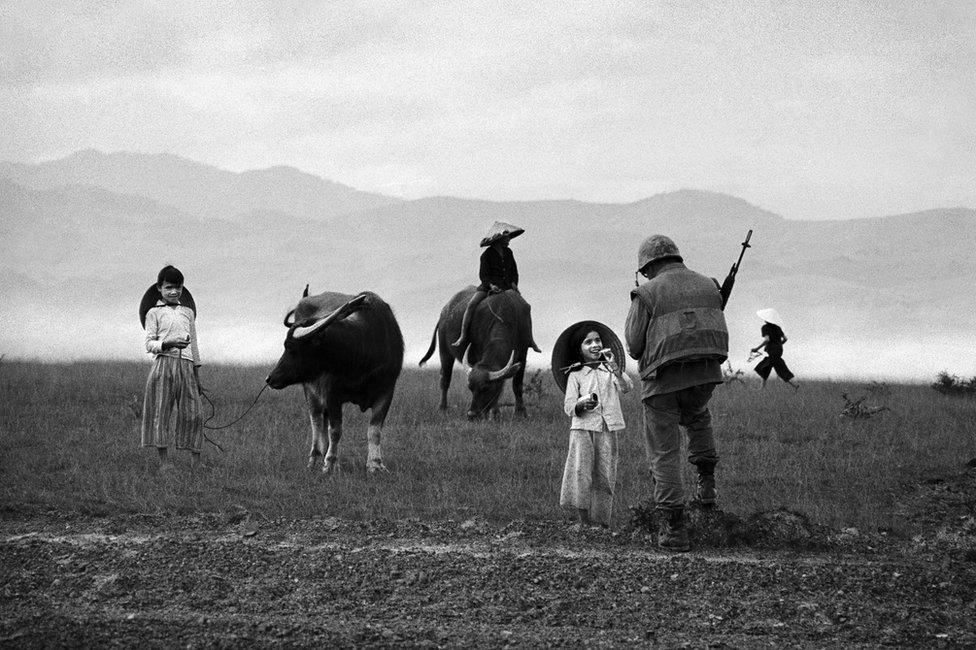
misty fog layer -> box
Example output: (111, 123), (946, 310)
(1, 152), (973, 383)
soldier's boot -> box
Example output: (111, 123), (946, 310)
(697, 474), (716, 506)
(694, 461), (717, 507)
(657, 507), (690, 552)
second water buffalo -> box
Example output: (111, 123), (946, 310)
(420, 286), (535, 419)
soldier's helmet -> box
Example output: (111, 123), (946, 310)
(637, 235), (683, 273)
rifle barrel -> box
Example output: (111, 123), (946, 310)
(733, 229), (753, 270)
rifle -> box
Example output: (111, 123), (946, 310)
(719, 229), (752, 308)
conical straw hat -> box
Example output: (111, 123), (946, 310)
(550, 320), (626, 394)
(479, 221), (525, 247)
(756, 308), (782, 325)
(140, 284), (196, 328)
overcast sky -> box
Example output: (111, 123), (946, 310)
(2, 1), (974, 220)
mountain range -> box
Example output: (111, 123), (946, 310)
(2, 150), (973, 381)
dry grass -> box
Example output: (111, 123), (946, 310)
(1, 361), (974, 533)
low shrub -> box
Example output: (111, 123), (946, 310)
(931, 371), (976, 398)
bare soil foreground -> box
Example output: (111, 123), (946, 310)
(3, 469), (976, 648)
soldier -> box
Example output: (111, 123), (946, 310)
(625, 236), (730, 551)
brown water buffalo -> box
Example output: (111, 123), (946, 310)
(419, 286), (535, 419)
(266, 287), (403, 472)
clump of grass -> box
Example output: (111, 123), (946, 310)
(722, 361), (746, 385)
(521, 369), (548, 406)
(866, 381), (891, 398)
(931, 371), (976, 398)
(839, 392), (889, 419)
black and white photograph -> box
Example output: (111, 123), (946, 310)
(2, 1), (975, 646)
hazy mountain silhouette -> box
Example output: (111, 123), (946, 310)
(0, 149), (400, 221)
(1, 152), (973, 380)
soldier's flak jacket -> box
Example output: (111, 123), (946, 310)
(628, 261), (729, 379)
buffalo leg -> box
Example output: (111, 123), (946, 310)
(323, 399), (343, 473)
(303, 385), (327, 470)
(438, 370), (452, 411)
(512, 347), (528, 416)
(437, 332), (455, 410)
(366, 391), (394, 473)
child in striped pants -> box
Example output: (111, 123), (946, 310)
(141, 265), (204, 470)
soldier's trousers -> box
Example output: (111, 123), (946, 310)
(642, 384), (719, 509)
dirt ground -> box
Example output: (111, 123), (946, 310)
(2, 469), (975, 648)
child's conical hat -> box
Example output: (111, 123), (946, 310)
(139, 284), (196, 329)
(550, 320), (626, 394)
(479, 221), (525, 247)
(756, 308), (782, 325)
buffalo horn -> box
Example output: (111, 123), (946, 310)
(292, 293), (368, 339)
(487, 351), (517, 381)
(284, 283), (311, 326)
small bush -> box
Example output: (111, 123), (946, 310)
(866, 381), (891, 398)
(931, 371), (976, 398)
(521, 369), (548, 406)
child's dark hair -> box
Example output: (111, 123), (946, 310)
(156, 265), (184, 286)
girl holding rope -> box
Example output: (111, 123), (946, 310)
(140, 265), (206, 472)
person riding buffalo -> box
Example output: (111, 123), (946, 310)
(452, 221), (541, 354)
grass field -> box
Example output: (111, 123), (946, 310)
(2, 360), (974, 534)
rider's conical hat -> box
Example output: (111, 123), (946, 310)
(550, 320), (626, 394)
(139, 284), (196, 329)
(479, 221), (525, 247)
(756, 308), (782, 326)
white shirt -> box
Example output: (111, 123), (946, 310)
(144, 300), (201, 365)
(563, 364), (633, 432)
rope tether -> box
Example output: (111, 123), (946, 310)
(200, 384), (270, 451)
